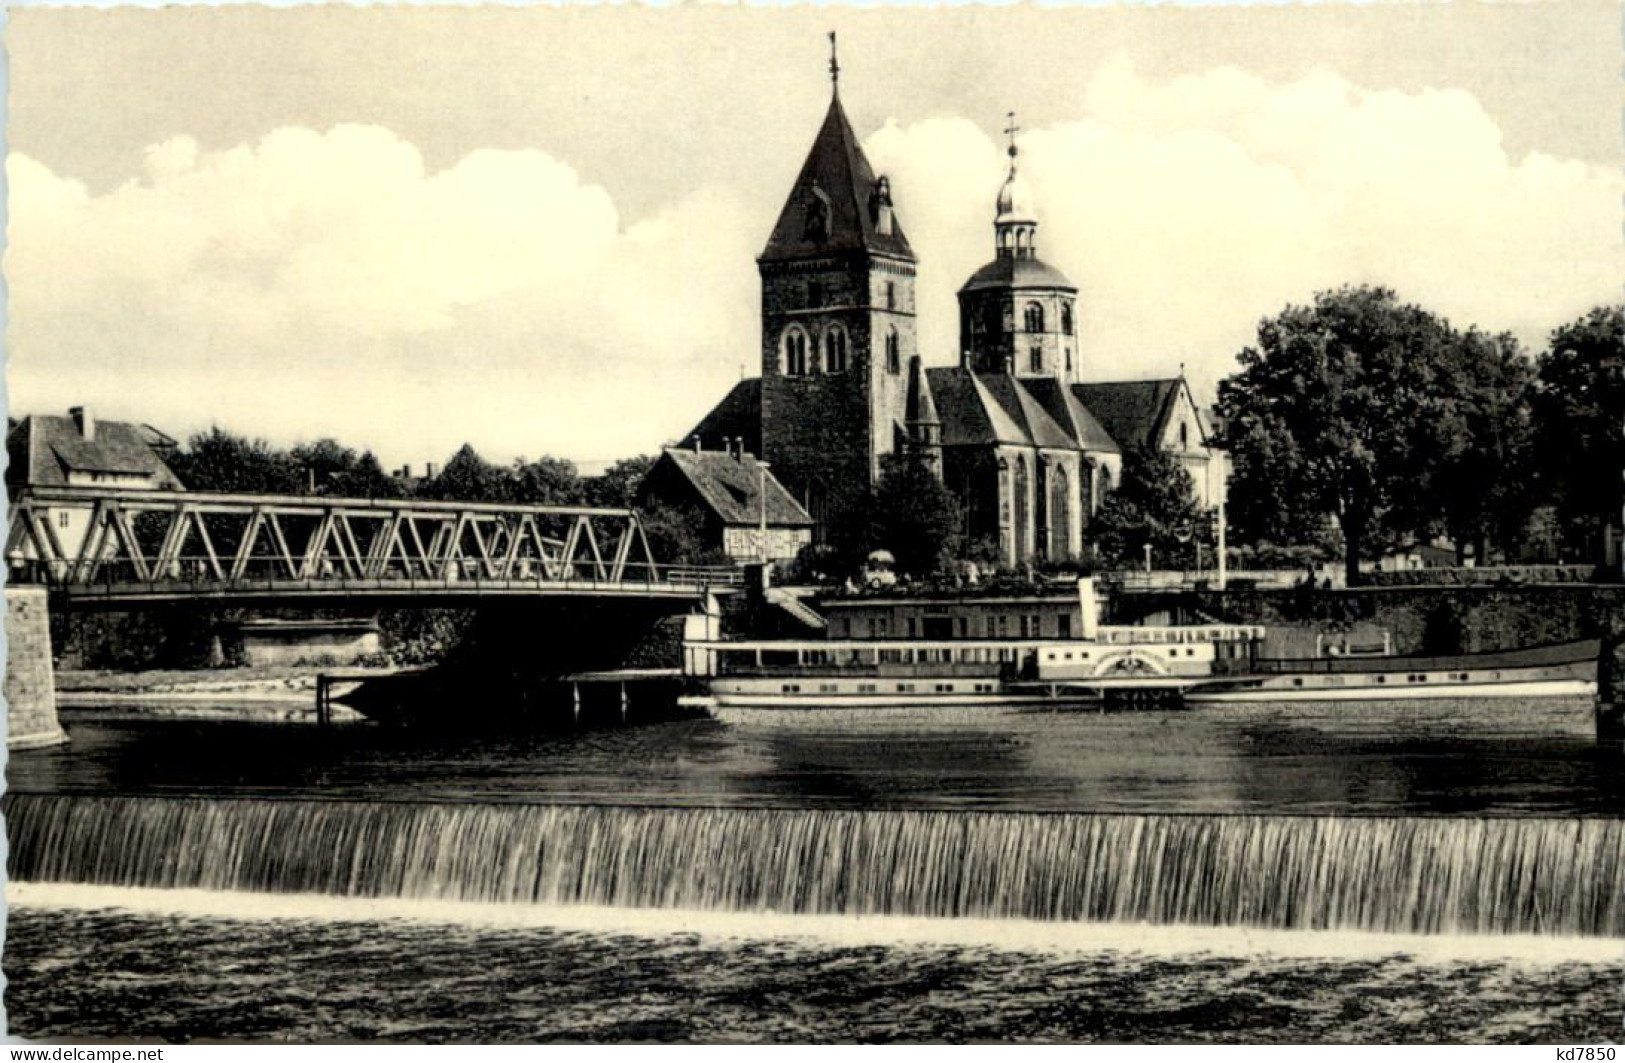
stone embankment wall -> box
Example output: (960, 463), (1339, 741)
(7, 587), (67, 749)
(1189, 585), (1620, 656)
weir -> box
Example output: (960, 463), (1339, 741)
(8, 794), (1621, 938)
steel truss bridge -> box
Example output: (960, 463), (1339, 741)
(6, 486), (741, 604)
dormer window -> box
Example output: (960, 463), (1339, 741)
(803, 187), (831, 242)
(870, 176), (895, 237)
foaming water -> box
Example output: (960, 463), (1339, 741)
(11, 882), (1619, 965)
(9, 794), (1621, 938)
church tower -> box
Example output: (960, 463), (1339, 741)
(758, 38), (918, 531)
(958, 115), (1080, 381)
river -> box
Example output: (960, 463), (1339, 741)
(6, 696), (1621, 1042)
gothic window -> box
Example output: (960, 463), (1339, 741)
(825, 325), (849, 374)
(885, 281), (896, 310)
(886, 329), (901, 375)
(783, 327), (809, 377)
(1024, 302), (1045, 333)
(1029, 346), (1043, 373)
(1061, 301), (1074, 335)
(1179, 422), (1189, 448)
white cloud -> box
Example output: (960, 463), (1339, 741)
(8, 61), (1621, 466)
(867, 58), (1623, 398)
(8, 125), (759, 465)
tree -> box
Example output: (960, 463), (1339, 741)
(169, 427), (302, 494)
(1089, 447), (1207, 570)
(330, 451), (402, 499)
(868, 455), (962, 577)
(1217, 286), (1467, 585)
(420, 444), (510, 502)
(511, 456), (583, 506)
(1531, 304), (1624, 563)
(1431, 329), (1538, 563)
(586, 455), (657, 509)
(636, 499), (723, 566)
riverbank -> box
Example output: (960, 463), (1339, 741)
(54, 666), (386, 721)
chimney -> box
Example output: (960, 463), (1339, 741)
(399, 464), (411, 479)
(691, 435), (703, 453)
(426, 462), (438, 479)
(69, 406), (94, 440)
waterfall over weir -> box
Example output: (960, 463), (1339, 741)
(7, 795), (1621, 938)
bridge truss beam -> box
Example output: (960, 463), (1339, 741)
(5, 487), (736, 601)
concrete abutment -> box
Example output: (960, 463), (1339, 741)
(7, 586), (67, 750)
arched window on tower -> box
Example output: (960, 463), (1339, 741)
(783, 327), (809, 377)
(1024, 303), (1045, 333)
(825, 325), (849, 374)
(886, 329), (901, 375)
(1061, 301), (1074, 335)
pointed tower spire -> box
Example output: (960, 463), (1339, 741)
(828, 31), (840, 90)
(758, 51), (914, 261)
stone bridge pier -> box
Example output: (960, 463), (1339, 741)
(7, 586), (67, 750)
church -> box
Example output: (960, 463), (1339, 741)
(671, 56), (1223, 568)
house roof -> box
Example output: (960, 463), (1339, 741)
(927, 368), (1021, 446)
(760, 93), (914, 263)
(7, 413), (184, 489)
(925, 368), (1118, 454)
(977, 374), (1077, 450)
(651, 447), (814, 527)
(684, 378), (763, 457)
(1072, 379), (1185, 451)
(958, 254), (1076, 294)
(1020, 378), (1120, 453)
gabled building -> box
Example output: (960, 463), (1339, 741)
(1075, 378), (1223, 509)
(7, 407), (183, 493)
(637, 443), (814, 565)
(6, 406), (185, 564)
(672, 57), (1226, 568)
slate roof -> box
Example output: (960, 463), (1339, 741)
(959, 254), (1076, 294)
(761, 93), (914, 262)
(1021, 378), (1120, 453)
(7, 413), (184, 489)
(977, 374), (1077, 450)
(1072, 379), (1184, 452)
(684, 378), (762, 456)
(649, 448), (814, 527)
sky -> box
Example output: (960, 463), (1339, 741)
(7, 3), (1621, 473)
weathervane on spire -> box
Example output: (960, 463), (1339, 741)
(1004, 111), (1021, 160)
(828, 31), (840, 88)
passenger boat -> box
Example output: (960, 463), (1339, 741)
(681, 578), (1264, 711)
(680, 576), (1600, 712)
(1183, 638), (1599, 703)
